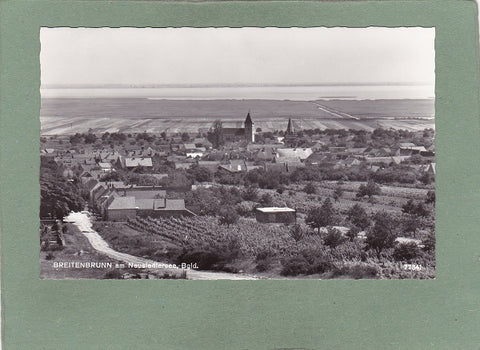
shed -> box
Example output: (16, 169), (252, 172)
(255, 207), (296, 224)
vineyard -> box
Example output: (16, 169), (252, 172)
(126, 215), (294, 257)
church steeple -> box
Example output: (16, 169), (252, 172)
(244, 111), (255, 143)
(286, 118), (294, 135)
(244, 111), (253, 126)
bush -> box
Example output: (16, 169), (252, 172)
(332, 264), (378, 279)
(356, 180), (381, 199)
(281, 255), (310, 276)
(303, 182), (317, 194)
(425, 190), (435, 204)
(323, 227), (346, 248)
(104, 269), (123, 279)
(255, 250), (276, 272)
(393, 242), (421, 262)
(289, 224), (305, 242)
(218, 206), (239, 226)
(235, 201), (256, 217)
(280, 250), (334, 276)
(422, 231), (435, 252)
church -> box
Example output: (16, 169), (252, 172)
(222, 112), (255, 143)
(283, 118), (298, 147)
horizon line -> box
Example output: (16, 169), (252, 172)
(41, 82), (434, 89)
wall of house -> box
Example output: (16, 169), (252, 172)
(255, 211), (296, 224)
(107, 209), (137, 221)
(137, 209), (194, 218)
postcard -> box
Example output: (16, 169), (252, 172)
(2, 1), (479, 349)
(39, 27), (436, 280)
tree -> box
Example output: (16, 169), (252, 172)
(84, 133), (97, 144)
(306, 198), (336, 233)
(303, 182), (317, 194)
(290, 224), (304, 242)
(356, 180), (381, 199)
(181, 132), (190, 142)
(402, 214), (421, 237)
(333, 186), (343, 201)
(218, 206), (239, 227)
(207, 120), (224, 149)
(259, 193), (273, 207)
(187, 165), (213, 183)
(323, 227), (345, 248)
(347, 204), (371, 230)
(402, 199), (416, 215)
(345, 226), (361, 242)
(242, 186), (259, 201)
(402, 199), (429, 217)
(365, 211), (398, 259)
(160, 131), (167, 140)
(393, 242), (421, 262)
(425, 190), (435, 204)
(184, 188), (220, 216)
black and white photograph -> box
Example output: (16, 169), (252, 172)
(39, 27), (435, 280)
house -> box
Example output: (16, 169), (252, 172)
(106, 196), (137, 221)
(253, 146), (276, 162)
(175, 162), (193, 170)
(275, 148), (313, 161)
(265, 161), (304, 173)
(305, 153), (337, 166)
(136, 198), (195, 218)
(255, 207), (296, 224)
(335, 157), (361, 168)
(197, 160), (221, 173)
(98, 162), (114, 173)
(119, 188), (167, 199)
(364, 157), (402, 165)
(186, 151), (204, 159)
(107, 197), (195, 221)
(117, 156), (153, 169)
(218, 160), (247, 173)
(183, 143), (197, 151)
(311, 141), (326, 152)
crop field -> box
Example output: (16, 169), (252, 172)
(92, 178), (435, 279)
(40, 98), (435, 135)
(126, 216), (295, 258)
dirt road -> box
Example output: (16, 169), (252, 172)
(65, 212), (258, 280)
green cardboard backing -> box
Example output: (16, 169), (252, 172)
(1, 1), (479, 349)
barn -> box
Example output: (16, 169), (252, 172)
(255, 207), (296, 224)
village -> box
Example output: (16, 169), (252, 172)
(40, 112), (436, 279)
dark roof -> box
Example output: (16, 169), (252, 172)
(108, 196), (136, 210)
(121, 189), (166, 199)
(286, 118), (294, 134)
(136, 198), (186, 211)
(244, 112), (253, 125)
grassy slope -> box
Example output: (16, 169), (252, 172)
(40, 223), (122, 279)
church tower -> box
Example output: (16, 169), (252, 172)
(284, 118), (297, 147)
(244, 112), (255, 143)
(286, 118), (294, 135)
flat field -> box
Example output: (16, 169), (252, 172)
(40, 98), (435, 134)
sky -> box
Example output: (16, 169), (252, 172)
(40, 27), (435, 87)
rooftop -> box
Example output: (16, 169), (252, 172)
(108, 196), (137, 210)
(256, 207), (295, 213)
